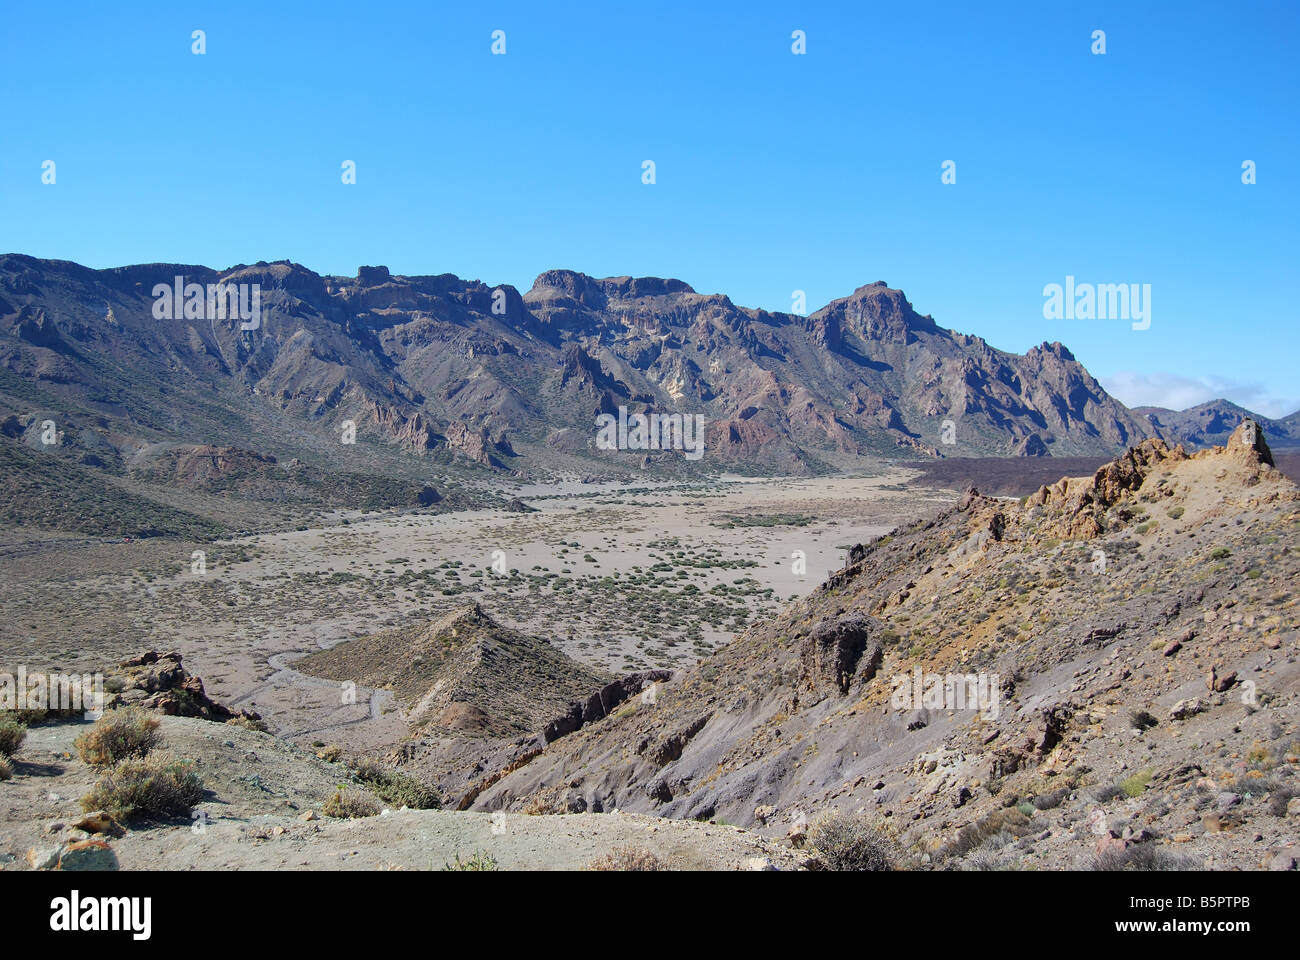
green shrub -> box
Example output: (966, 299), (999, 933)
(348, 758), (440, 810)
(74, 707), (161, 766)
(1119, 770), (1153, 798)
(81, 756), (204, 821)
(442, 850), (499, 871)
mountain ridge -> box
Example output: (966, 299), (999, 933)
(1, 253), (1289, 488)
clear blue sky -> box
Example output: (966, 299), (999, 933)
(2, 1), (1297, 415)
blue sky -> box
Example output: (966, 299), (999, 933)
(2, 1), (1297, 415)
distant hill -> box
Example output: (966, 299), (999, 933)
(1134, 399), (1300, 450)
(296, 603), (609, 738)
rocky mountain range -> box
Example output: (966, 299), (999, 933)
(3, 253), (1290, 485)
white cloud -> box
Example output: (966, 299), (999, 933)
(1101, 371), (1299, 420)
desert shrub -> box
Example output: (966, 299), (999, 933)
(1094, 784), (1126, 803)
(315, 744), (344, 763)
(1032, 787), (1070, 810)
(1264, 783), (1299, 817)
(1091, 845), (1200, 871)
(589, 845), (668, 871)
(81, 756), (203, 821)
(810, 811), (897, 871)
(323, 788), (380, 819)
(0, 718), (26, 757)
(225, 715), (269, 733)
(944, 807), (1033, 860)
(0, 755), (11, 780)
(347, 758), (441, 810)
(1129, 709), (1159, 731)
(1119, 770), (1153, 798)
(442, 850), (498, 871)
(74, 707), (161, 766)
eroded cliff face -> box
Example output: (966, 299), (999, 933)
(1, 254), (1183, 478)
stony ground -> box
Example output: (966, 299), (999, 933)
(0, 716), (798, 871)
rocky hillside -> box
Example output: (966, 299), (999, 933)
(1135, 400), (1300, 451)
(1, 253), (1243, 481)
(462, 420), (1300, 870)
(296, 604), (609, 738)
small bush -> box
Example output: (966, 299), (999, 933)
(323, 788), (380, 819)
(944, 807), (1034, 860)
(1265, 784), (1299, 817)
(226, 715), (269, 733)
(589, 845), (668, 871)
(1094, 784), (1125, 804)
(1129, 709), (1159, 732)
(810, 811), (897, 871)
(1031, 788), (1069, 810)
(0, 755), (12, 780)
(1119, 770), (1153, 798)
(348, 760), (441, 810)
(74, 708), (161, 766)
(1092, 845), (1200, 871)
(442, 850), (499, 871)
(0, 719), (26, 757)
(81, 756), (204, 821)
(315, 744), (344, 763)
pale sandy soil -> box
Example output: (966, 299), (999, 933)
(0, 716), (800, 871)
(0, 471), (950, 760)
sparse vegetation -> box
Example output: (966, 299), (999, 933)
(74, 707), (161, 766)
(348, 758), (441, 809)
(322, 788), (380, 819)
(810, 811), (897, 871)
(1119, 770), (1153, 798)
(1091, 845), (1200, 871)
(442, 850), (499, 871)
(0, 718), (26, 757)
(589, 845), (668, 871)
(81, 756), (204, 821)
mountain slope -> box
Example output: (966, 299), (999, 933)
(465, 420), (1300, 870)
(1, 254), (1182, 477)
(1135, 400), (1300, 450)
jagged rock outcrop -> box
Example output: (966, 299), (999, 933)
(106, 651), (263, 725)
